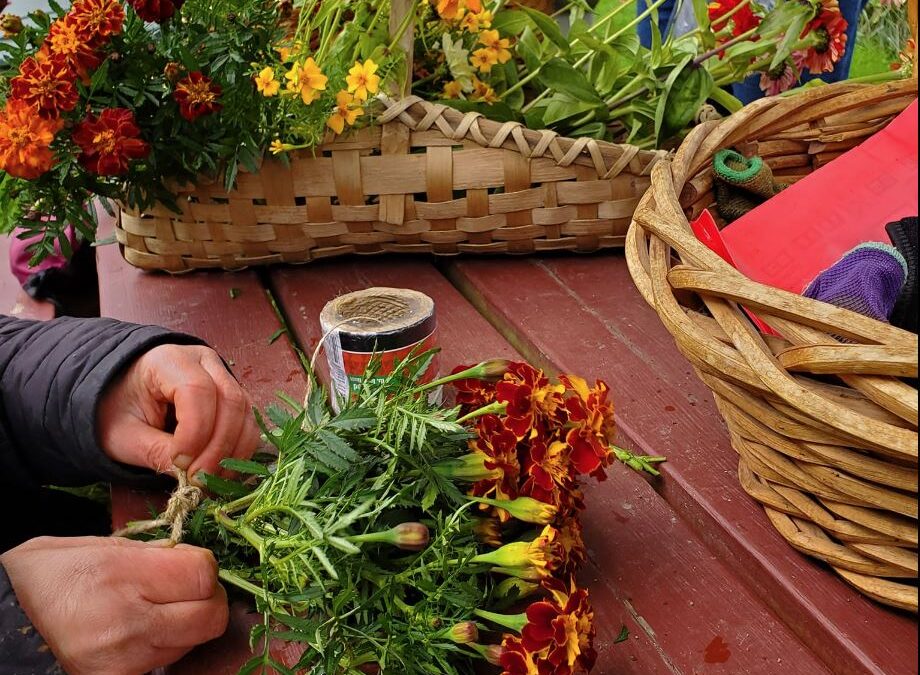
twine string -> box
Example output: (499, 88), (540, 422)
(112, 469), (202, 545)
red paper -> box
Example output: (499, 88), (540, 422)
(719, 99), (919, 294)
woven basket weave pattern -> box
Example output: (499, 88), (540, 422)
(117, 97), (665, 271)
(626, 79), (919, 612)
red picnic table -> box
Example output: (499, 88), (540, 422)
(89, 208), (918, 675)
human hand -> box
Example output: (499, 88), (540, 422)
(0, 536), (229, 675)
(97, 344), (261, 479)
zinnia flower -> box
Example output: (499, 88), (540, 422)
(345, 59), (380, 102)
(794, 2), (848, 74)
(126, 0), (184, 23)
(327, 90), (363, 134)
(520, 580), (597, 672)
(254, 67), (280, 97)
(0, 99), (62, 179)
(285, 57), (327, 105)
(10, 56), (78, 118)
(708, 0), (761, 36)
(174, 71), (222, 121)
(67, 0), (125, 44)
(72, 108), (150, 176)
(759, 60), (799, 96)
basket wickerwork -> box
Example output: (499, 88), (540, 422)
(625, 78), (919, 612)
(116, 97), (666, 272)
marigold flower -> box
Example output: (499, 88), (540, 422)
(126, 0), (185, 23)
(495, 363), (565, 440)
(469, 415), (521, 518)
(499, 635), (540, 675)
(520, 580), (597, 672)
(44, 16), (102, 77)
(327, 90), (363, 135)
(285, 57), (327, 105)
(254, 67), (280, 97)
(555, 512), (587, 574)
(10, 56), (78, 119)
(473, 516), (503, 547)
(345, 59), (380, 102)
(450, 364), (498, 411)
(67, 0), (125, 44)
(174, 71), (222, 121)
(794, 2), (848, 74)
(72, 108), (150, 176)
(0, 99), (61, 179)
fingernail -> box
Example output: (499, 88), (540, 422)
(173, 454), (194, 469)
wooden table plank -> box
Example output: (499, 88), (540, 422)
(268, 259), (832, 675)
(445, 253), (918, 675)
(0, 235), (55, 321)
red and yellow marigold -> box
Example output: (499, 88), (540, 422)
(0, 99), (62, 179)
(10, 56), (79, 118)
(174, 71), (223, 121)
(72, 108), (150, 175)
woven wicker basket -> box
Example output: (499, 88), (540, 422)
(117, 96), (666, 271)
(625, 78), (919, 612)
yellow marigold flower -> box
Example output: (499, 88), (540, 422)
(345, 59), (380, 102)
(442, 80), (463, 99)
(254, 67), (280, 97)
(269, 139), (290, 155)
(478, 29), (512, 65)
(472, 77), (498, 104)
(285, 57), (327, 105)
(470, 47), (498, 73)
(327, 90), (363, 135)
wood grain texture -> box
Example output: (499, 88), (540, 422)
(444, 253), (918, 675)
(0, 235), (55, 321)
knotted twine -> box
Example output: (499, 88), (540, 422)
(113, 469), (202, 545)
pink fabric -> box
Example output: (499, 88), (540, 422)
(8, 223), (77, 286)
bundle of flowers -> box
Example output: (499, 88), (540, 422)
(139, 354), (662, 674)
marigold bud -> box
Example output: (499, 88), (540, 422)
(483, 644), (503, 666)
(163, 61), (182, 83)
(474, 496), (557, 525)
(447, 621), (479, 644)
(393, 522), (429, 551)
(434, 453), (500, 481)
(1, 14), (24, 37)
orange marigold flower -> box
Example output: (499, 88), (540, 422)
(44, 16), (102, 76)
(519, 579), (597, 672)
(10, 56), (78, 119)
(67, 0), (125, 44)
(126, 0), (185, 23)
(174, 71), (222, 121)
(470, 415), (521, 517)
(0, 99), (61, 179)
(495, 363), (565, 440)
(72, 108), (150, 176)
(555, 512), (587, 574)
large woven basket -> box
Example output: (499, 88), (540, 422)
(117, 96), (666, 271)
(625, 78), (919, 612)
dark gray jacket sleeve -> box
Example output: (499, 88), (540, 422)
(0, 315), (204, 488)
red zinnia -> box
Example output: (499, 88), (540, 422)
(68, 0), (125, 45)
(126, 0), (185, 22)
(174, 71), (222, 121)
(708, 0), (761, 37)
(795, 1), (848, 74)
(10, 56), (78, 118)
(72, 108), (150, 175)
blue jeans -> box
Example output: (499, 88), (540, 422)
(731, 0), (870, 103)
(637, 0), (677, 47)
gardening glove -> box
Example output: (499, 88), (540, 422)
(886, 216), (918, 334)
(713, 149), (787, 223)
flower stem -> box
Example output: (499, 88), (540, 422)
(693, 26), (760, 66)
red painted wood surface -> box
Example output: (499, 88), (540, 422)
(444, 253), (918, 675)
(0, 235), (55, 321)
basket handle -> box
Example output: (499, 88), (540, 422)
(379, 0), (416, 225)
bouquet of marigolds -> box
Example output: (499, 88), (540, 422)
(0, 0), (407, 260)
(127, 353), (662, 674)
